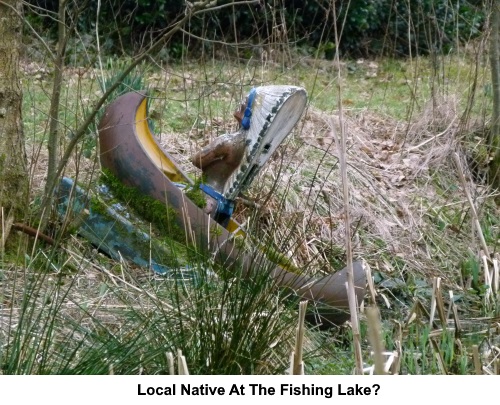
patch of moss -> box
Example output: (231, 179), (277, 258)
(88, 196), (108, 217)
(210, 224), (223, 237)
(100, 169), (185, 243)
(87, 183), (189, 269)
(263, 244), (302, 274)
(233, 234), (246, 249)
(184, 175), (207, 209)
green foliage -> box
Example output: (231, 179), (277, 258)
(311, 0), (485, 57)
(25, 0), (485, 58)
(381, 0), (484, 56)
(396, 324), (472, 374)
(99, 59), (149, 100)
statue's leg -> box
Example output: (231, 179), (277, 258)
(190, 132), (245, 221)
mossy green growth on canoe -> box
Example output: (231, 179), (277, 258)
(262, 243), (302, 275)
(100, 168), (185, 244)
(184, 174), (207, 210)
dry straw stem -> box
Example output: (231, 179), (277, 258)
(1, 207), (7, 251)
(291, 300), (307, 375)
(366, 307), (386, 375)
(177, 349), (190, 375)
(330, 0), (363, 376)
(494, 255), (499, 295)
(166, 352), (175, 375)
(453, 152), (490, 258)
(453, 152), (497, 305)
(482, 253), (500, 304)
(364, 260), (377, 304)
(391, 343), (402, 375)
(482, 254), (493, 305)
(430, 338), (447, 374)
(472, 345), (483, 375)
(329, 115), (363, 374)
(429, 277), (447, 328)
(447, 291), (462, 335)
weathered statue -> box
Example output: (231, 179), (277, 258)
(190, 85), (308, 225)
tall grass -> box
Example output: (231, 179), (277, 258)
(1, 241), (298, 374)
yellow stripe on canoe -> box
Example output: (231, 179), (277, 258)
(135, 98), (186, 183)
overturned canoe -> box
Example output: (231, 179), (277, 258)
(98, 91), (366, 326)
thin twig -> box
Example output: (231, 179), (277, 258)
(12, 223), (55, 245)
(331, 2), (364, 374)
(430, 338), (447, 374)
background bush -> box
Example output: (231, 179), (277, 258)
(26, 0), (486, 59)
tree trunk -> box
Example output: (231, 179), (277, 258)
(0, 0), (29, 250)
(44, 0), (67, 203)
(490, 0), (500, 190)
